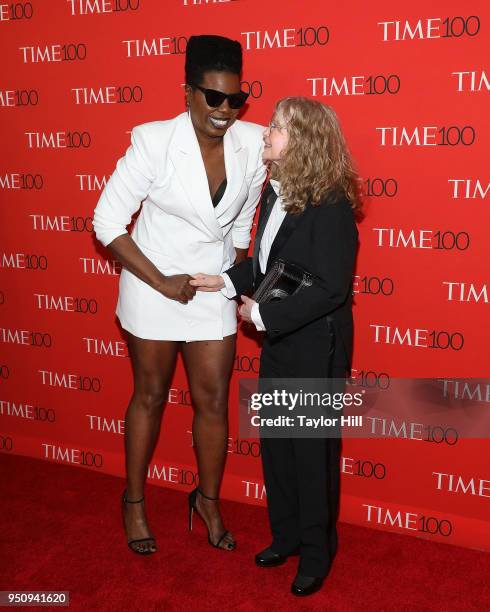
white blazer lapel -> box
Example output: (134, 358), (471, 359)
(215, 124), (248, 212)
(169, 113), (223, 240)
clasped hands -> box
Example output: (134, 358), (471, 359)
(158, 273), (255, 322)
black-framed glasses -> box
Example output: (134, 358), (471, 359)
(192, 85), (249, 109)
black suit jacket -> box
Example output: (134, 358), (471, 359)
(226, 182), (358, 377)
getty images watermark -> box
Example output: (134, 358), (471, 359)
(238, 377), (490, 440)
(239, 378), (365, 439)
(248, 387), (364, 431)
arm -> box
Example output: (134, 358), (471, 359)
(224, 257), (254, 296)
(93, 125), (194, 304)
(259, 201), (358, 339)
(93, 124), (154, 248)
(234, 248), (248, 265)
(107, 233), (167, 292)
(189, 257), (254, 297)
(231, 145), (268, 251)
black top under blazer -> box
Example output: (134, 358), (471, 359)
(225, 182), (359, 378)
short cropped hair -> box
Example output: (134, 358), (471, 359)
(185, 35), (243, 85)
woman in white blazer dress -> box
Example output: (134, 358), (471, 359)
(93, 35), (266, 555)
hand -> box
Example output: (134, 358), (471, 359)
(238, 295), (255, 323)
(159, 274), (196, 304)
(189, 273), (225, 292)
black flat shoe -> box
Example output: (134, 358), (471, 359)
(291, 575), (324, 596)
(255, 546), (289, 567)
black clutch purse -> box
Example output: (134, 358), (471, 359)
(253, 258), (316, 304)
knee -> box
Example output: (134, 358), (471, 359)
(194, 388), (228, 421)
(133, 385), (168, 415)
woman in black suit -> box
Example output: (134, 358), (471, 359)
(191, 97), (361, 596)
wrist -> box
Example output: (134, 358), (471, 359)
(234, 248), (248, 264)
(153, 274), (168, 293)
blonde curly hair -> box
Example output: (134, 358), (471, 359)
(270, 97), (362, 215)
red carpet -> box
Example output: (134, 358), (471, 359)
(1, 454), (489, 611)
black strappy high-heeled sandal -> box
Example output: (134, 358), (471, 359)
(188, 487), (236, 551)
(122, 490), (157, 555)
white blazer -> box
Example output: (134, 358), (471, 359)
(93, 111), (266, 341)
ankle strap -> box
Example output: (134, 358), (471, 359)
(123, 491), (145, 504)
(197, 487), (219, 501)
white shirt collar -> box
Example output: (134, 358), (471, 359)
(269, 179), (280, 195)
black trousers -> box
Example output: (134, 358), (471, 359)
(259, 365), (346, 578)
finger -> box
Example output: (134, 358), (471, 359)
(189, 277), (210, 287)
(192, 277), (214, 287)
(240, 295), (251, 304)
(188, 273), (203, 283)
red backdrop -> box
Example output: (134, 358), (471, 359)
(1, 0), (489, 551)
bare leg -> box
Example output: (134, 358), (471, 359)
(181, 334), (236, 550)
(123, 332), (180, 553)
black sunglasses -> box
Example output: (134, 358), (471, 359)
(192, 85), (249, 109)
